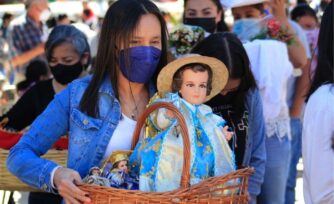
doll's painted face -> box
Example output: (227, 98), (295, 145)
(117, 160), (129, 173)
(91, 169), (100, 176)
(179, 69), (208, 105)
(89, 167), (101, 176)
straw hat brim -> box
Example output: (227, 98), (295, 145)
(221, 0), (267, 8)
(157, 55), (228, 102)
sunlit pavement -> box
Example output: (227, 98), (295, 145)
(295, 159), (305, 204)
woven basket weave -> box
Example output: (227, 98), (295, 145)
(0, 126), (68, 192)
(0, 148), (67, 191)
(79, 102), (254, 203)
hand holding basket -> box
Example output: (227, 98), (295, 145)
(79, 102), (254, 203)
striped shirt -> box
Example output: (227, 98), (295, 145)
(7, 14), (47, 64)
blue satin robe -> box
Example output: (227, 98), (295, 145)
(129, 93), (235, 192)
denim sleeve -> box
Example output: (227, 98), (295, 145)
(6, 87), (70, 193)
(247, 89), (266, 197)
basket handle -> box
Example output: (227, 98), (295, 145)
(131, 102), (191, 189)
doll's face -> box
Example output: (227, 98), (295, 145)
(179, 69), (208, 105)
(117, 160), (129, 173)
(91, 169), (100, 176)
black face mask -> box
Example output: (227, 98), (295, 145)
(183, 17), (217, 33)
(50, 61), (83, 85)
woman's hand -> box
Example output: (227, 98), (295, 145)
(222, 126), (233, 141)
(54, 167), (91, 204)
(270, 0), (307, 67)
(270, 0), (288, 23)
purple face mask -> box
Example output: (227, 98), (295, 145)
(119, 46), (161, 84)
(303, 28), (319, 52)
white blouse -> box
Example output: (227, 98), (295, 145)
(103, 113), (137, 160)
(302, 84), (334, 204)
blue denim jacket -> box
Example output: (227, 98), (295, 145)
(7, 75), (265, 196)
(243, 88), (266, 198)
(7, 75), (126, 193)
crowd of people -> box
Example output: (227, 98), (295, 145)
(0, 0), (332, 204)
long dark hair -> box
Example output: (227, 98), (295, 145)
(191, 32), (257, 117)
(183, 0), (228, 32)
(80, 0), (168, 117)
(307, 1), (333, 101)
(291, 4), (318, 23)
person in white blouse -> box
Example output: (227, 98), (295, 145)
(302, 2), (334, 204)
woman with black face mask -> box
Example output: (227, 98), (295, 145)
(0, 25), (90, 204)
(6, 0), (168, 203)
(0, 24), (90, 132)
(183, 0), (228, 33)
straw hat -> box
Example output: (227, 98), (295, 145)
(107, 150), (133, 165)
(157, 54), (228, 102)
(220, 0), (267, 8)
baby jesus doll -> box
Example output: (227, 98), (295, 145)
(129, 55), (236, 192)
(82, 166), (110, 187)
(102, 150), (139, 190)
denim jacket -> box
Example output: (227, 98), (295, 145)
(7, 75), (265, 196)
(7, 75), (126, 193)
(243, 88), (266, 197)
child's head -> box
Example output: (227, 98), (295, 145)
(232, 3), (265, 20)
(291, 4), (318, 30)
(16, 60), (49, 96)
(157, 55), (228, 103)
(220, 0), (266, 20)
(172, 63), (212, 104)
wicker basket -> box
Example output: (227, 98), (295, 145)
(0, 148), (67, 191)
(80, 102), (255, 203)
(0, 126), (68, 191)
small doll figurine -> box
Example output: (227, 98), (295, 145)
(103, 150), (139, 190)
(82, 166), (110, 187)
(130, 54), (236, 192)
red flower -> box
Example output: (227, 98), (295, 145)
(252, 18), (295, 45)
(267, 19), (281, 38)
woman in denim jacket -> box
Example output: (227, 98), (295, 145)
(2, 23), (91, 204)
(6, 0), (168, 203)
(192, 32), (266, 204)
